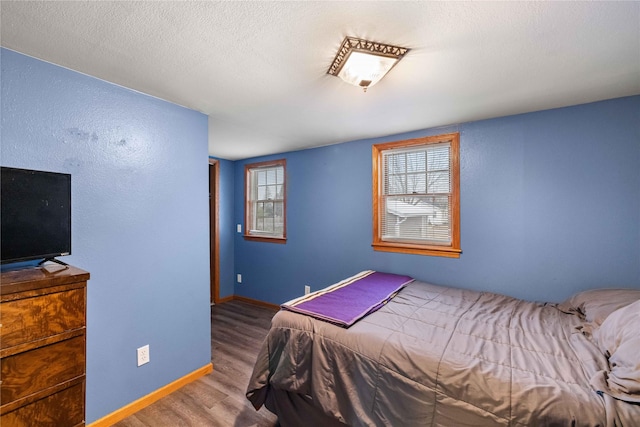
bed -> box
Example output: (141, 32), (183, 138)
(246, 271), (640, 426)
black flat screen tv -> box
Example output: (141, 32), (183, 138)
(1, 167), (71, 264)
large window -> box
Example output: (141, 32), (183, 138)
(372, 133), (460, 257)
(244, 159), (286, 243)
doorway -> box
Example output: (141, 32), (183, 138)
(209, 159), (220, 304)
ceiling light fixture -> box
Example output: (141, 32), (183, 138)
(328, 37), (410, 92)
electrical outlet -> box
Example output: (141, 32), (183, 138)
(304, 285), (311, 295)
(137, 345), (150, 366)
(237, 274), (242, 283)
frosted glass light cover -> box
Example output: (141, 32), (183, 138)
(337, 52), (398, 89)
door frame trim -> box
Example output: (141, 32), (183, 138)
(209, 159), (220, 304)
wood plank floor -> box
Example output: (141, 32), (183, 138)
(113, 300), (279, 427)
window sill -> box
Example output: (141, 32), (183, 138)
(372, 242), (461, 258)
(244, 235), (287, 244)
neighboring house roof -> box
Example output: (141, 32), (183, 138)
(386, 200), (442, 218)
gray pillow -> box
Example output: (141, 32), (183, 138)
(557, 288), (640, 326)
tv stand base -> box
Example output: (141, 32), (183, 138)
(39, 257), (69, 267)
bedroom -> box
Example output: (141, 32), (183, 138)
(0, 1), (639, 426)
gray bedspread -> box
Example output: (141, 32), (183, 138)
(247, 280), (640, 426)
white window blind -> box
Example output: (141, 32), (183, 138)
(381, 142), (452, 245)
(248, 164), (285, 238)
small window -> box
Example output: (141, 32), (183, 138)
(372, 133), (460, 257)
(244, 159), (286, 243)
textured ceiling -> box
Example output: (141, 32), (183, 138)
(2, 1), (639, 160)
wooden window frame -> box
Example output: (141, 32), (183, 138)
(372, 133), (461, 258)
(244, 159), (287, 244)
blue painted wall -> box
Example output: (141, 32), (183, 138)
(209, 156), (236, 299)
(234, 96), (640, 304)
(1, 49), (211, 423)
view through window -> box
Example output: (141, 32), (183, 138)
(372, 133), (460, 257)
(245, 159), (286, 242)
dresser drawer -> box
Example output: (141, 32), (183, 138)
(1, 287), (85, 349)
(0, 381), (85, 427)
(1, 335), (85, 405)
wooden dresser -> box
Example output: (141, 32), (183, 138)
(0, 264), (89, 427)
